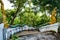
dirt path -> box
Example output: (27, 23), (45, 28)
(15, 31), (40, 37)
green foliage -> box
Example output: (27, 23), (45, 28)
(19, 7), (50, 27)
(40, 14), (50, 24)
(32, 0), (60, 13)
(20, 10), (35, 26)
(8, 0), (28, 25)
(56, 13), (60, 22)
(4, 0), (51, 27)
(32, 0), (60, 24)
(13, 17), (20, 25)
(4, 7), (50, 27)
(5, 9), (16, 24)
(0, 10), (2, 23)
(0, 10), (2, 17)
(11, 34), (18, 40)
(9, 0), (27, 8)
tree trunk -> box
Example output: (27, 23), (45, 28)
(49, 7), (57, 24)
(0, 0), (8, 28)
(10, 3), (20, 25)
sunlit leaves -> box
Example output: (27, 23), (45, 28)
(13, 17), (20, 25)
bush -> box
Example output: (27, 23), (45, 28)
(58, 26), (60, 33)
(11, 34), (18, 40)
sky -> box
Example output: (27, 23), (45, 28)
(2, 0), (14, 9)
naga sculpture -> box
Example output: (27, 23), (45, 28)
(0, 0), (9, 28)
(49, 8), (57, 24)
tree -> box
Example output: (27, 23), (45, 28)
(32, 0), (60, 24)
(19, 7), (50, 27)
(5, 9), (15, 24)
(8, 0), (27, 25)
(5, 9), (20, 25)
(19, 7), (35, 26)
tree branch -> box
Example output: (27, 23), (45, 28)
(10, 3), (20, 25)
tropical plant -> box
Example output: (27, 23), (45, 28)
(8, 0), (27, 25)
